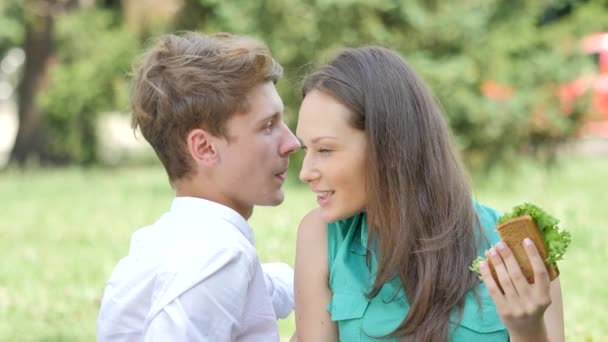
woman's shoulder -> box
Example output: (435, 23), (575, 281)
(299, 208), (326, 229)
(298, 211), (366, 269)
(299, 210), (363, 243)
(296, 209), (330, 280)
(473, 201), (501, 228)
(297, 208), (328, 249)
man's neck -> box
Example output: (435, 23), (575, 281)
(174, 181), (253, 220)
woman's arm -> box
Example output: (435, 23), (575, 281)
(294, 209), (338, 342)
(544, 279), (564, 342)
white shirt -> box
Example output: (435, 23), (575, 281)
(97, 197), (294, 342)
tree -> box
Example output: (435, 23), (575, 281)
(5, 1), (61, 165)
(180, 0), (603, 170)
(39, 7), (138, 164)
(3, 0), (137, 166)
(2, 0), (606, 169)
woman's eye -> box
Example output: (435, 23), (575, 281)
(318, 148), (331, 153)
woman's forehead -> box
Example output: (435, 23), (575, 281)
(297, 91), (353, 137)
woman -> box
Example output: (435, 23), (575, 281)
(294, 46), (564, 341)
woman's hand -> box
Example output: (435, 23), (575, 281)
(479, 238), (552, 341)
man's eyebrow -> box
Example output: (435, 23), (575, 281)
(257, 112), (281, 124)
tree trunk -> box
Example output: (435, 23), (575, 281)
(8, 13), (54, 166)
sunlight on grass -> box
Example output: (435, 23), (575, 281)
(0, 157), (606, 341)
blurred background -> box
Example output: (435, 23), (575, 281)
(1, 0), (607, 341)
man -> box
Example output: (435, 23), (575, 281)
(97, 32), (300, 341)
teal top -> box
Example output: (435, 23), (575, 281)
(326, 202), (508, 341)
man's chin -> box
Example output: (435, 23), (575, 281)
(257, 192), (285, 207)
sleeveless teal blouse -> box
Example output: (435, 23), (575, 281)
(326, 202), (508, 341)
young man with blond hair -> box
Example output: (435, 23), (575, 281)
(97, 32), (300, 341)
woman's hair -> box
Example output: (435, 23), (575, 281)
(131, 32), (282, 182)
(302, 46), (480, 341)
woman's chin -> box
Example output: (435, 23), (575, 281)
(319, 207), (355, 224)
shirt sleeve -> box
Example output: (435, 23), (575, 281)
(144, 248), (253, 341)
(261, 262), (294, 319)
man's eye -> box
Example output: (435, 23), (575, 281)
(264, 121), (273, 131)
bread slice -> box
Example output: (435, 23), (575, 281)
(487, 215), (559, 285)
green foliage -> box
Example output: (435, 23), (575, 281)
(497, 202), (559, 225)
(459, 4), (596, 168)
(181, 0), (605, 172)
(0, 0), (23, 55)
(469, 255), (485, 277)
(40, 9), (138, 164)
(2, 0), (607, 167)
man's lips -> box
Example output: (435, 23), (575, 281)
(275, 171), (287, 181)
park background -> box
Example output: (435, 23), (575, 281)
(1, 0), (607, 341)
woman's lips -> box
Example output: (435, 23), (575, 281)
(316, 190), (334, 206)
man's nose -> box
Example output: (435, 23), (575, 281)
(279, 123), (301, 157)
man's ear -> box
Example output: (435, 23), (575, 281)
(186, 128), (219, 166)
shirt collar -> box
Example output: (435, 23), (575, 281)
(170, 196), (254, 245)
(348, 212), (369, 255)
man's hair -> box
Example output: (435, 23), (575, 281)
(131, 32), (283, 182)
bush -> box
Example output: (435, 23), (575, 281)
(40, 9), (138, 164)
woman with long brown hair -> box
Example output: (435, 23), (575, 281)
(294, 46), (564, 341)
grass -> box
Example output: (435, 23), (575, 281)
(0, 156), (606, 341)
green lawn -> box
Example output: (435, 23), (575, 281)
(1, 156), (606, 341)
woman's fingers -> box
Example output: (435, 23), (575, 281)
(495, 241), (531, 297)
(486, 247), (519, 297)
(523, 238), (552, 295)
(479, 260), (505, 306)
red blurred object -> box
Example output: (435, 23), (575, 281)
(481, 81), (514, 100)
(481, 32), (608, 137)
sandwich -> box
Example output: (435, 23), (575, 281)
(470, 203), (571, 284)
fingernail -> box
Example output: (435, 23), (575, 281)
(490, 248), (498, 257)
(524, 238), (533, 247)
(497, 242), (506, 251)
(479, 261), (487, 268)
